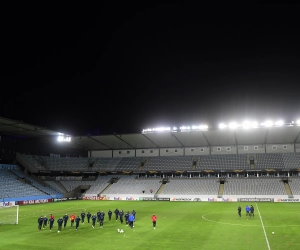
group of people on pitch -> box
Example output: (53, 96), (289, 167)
(238, 205), (254, 217)
(37, 209), (139, 233)
(38, 213), (81, 232)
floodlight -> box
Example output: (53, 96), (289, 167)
(274, 120), (284, 126)
(173, 127), (177, 130)
(251, 121), (259, 128)
(261, 120), (273, 127)
(57, 136), (71, 142)
(219, 123), (227, 129)
(242, 121), (250, 129)
(200, 125), (208, 130)
(228, 122), (239, 129)
(297, 120), (300, 125)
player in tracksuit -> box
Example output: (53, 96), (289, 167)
(119, 210), (124, 224)
(75, 216), (81, 230)
(81, 211), (86, 224)
(49, 216), (55, 231)
(38, 216), (44, 231)
(63, 214), (69, 228)
(108, 209), (112, 221)
(99, 211), (105, 228)
(238, 205), (241, 217)
(91, 214), (97, 228)
(114, 208), (119, 221)
(97, 210), (101, 223)
(87, 212), (91, 223)
(250, 205), (254, 217)
(43, 215), (48, 229)
(57, 217), (63, 233)
(125, 211), (129, 225)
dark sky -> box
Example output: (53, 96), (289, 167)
(1, 4), (300, 136)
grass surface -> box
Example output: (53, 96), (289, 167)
(1, 200), (300, 250)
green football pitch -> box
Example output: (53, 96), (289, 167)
(1, 200), (300, 250)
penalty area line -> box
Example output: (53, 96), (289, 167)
(255, 203), (271, 250)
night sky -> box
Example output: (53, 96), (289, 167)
(1, 4), (300, 136)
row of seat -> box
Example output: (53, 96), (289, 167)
(22, 153), (300, 172)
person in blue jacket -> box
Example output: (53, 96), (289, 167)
(128, 213), (135, 228)
(246, 205), (250, 216)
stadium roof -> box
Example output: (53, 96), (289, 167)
(0, 117), (62, 138)
(68, 126), (300, 150)
(1, 117), (300, 151)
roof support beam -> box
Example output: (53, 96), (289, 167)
(293, 127), (300, 144)
(264, 129), (269, 144)
(142, 134), (159, 148)
(233, 131), (238, 145)
(89, 136), (112, 150)
(171, 132), (184, 147)
(114, 135), (135, 149)
(201, 131), (210, 146)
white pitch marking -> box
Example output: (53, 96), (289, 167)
(255, 203), (271, 250)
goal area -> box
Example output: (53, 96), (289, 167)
(0, 205), (19, 225)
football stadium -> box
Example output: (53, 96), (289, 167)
(1, 117), (300, 250)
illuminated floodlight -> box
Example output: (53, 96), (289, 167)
(200, 125), (208, 130)
(173, 127), (177, 131)
(228, 122), (239, 129)
(261, 120), (273, 127)
(219, 123), (227, 129)
(274, 120), (284, 126)
(296, 120), (300, 125)
(251, 121), (259, 128)
(57, 136), (71, 142)
(242, 121), (251, 129)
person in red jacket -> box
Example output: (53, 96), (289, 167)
(70, 213), (76, 227)
(151, 214), (157, 229)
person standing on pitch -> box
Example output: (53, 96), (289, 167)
(97, 210), (101, 223)
(43, 215), (48, 229)
(128, 213), (135, 228)
(75, 216), (81, 230)
(81, 211), (86, 224)
(70, 213), (75, 227)
(151, 214), (157, 229)
(91, 214), (97, 228)
(38, 216), (44, 231)
(119, 209), (124, 224)
(87, 212), (91, 223)
(238, 205), (241, 217)
(245, 205), (250, 216)
(57, 217), (63, 233)
(125, 211), (129, 226)
(108, 209), (112, 221)
(99, 211), (105, 228)
(63, 214), (68, 228)
(132, 210), (136, 221)
(49, 216), (54, 231)
(114, 208), (120, 221)
(250, 205), (254, 217)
